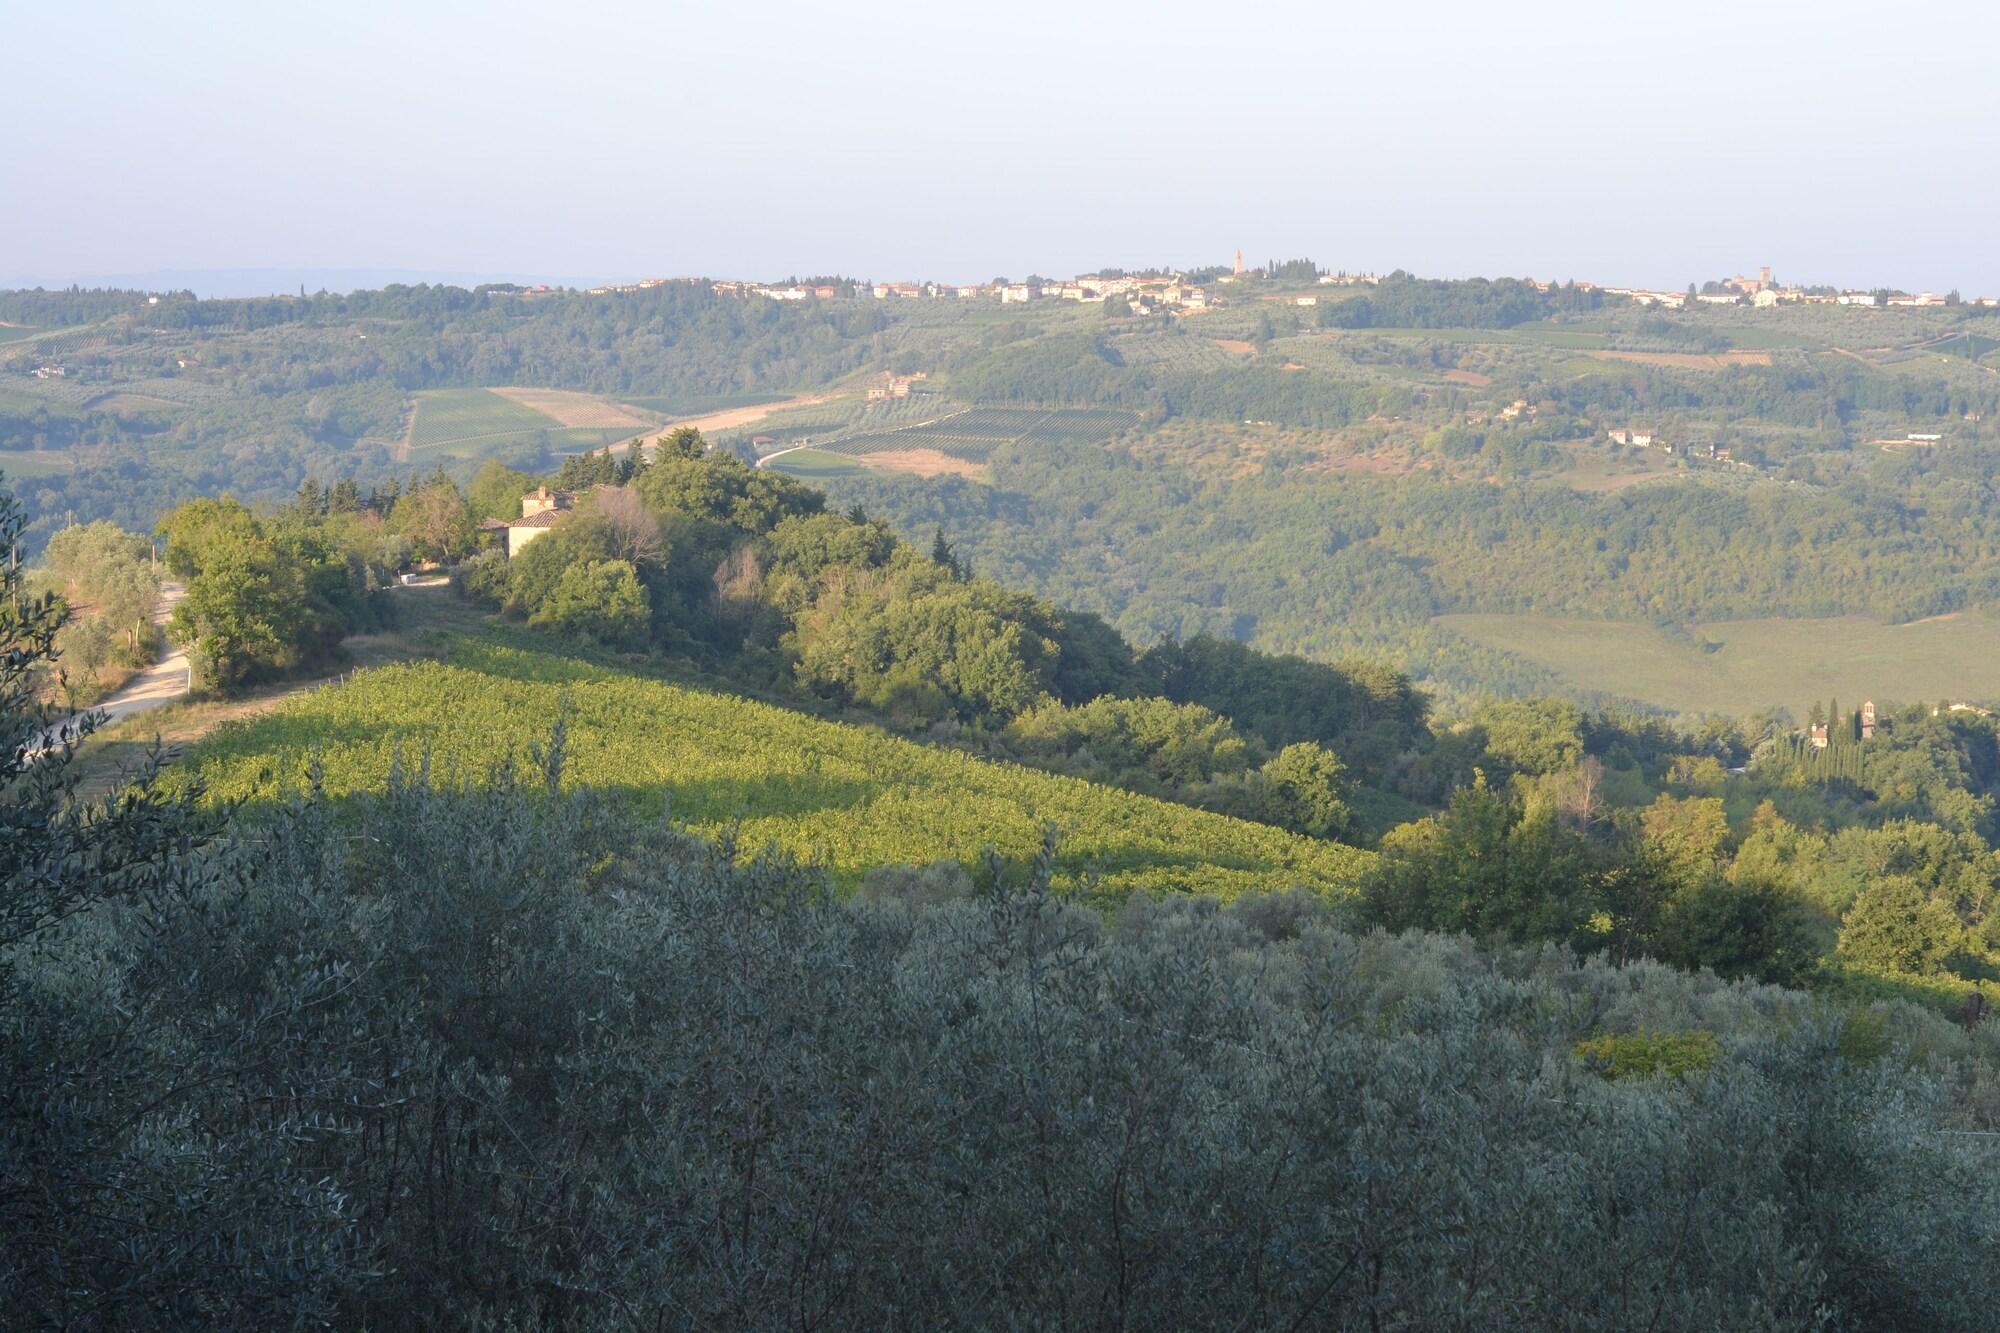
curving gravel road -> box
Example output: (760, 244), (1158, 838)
(29, 582), (189, 756)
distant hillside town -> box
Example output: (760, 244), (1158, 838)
(1599, 265), (1999, 311)
(568, 255), (2000, 313)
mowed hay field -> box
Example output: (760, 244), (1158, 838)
(406, 388), (644, 459)
(488, 386), (655, 430)
(1438, 612), (2000, 715)
(171, 634), (1370, 902)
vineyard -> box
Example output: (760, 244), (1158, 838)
(8, 327), (111, 363)
(406, 387), (634, 459)
(172, 636), (1370, 902)
(813, 406), (1140, 463)
(408, 388), (565, 449)
(798, 394), (951, 446)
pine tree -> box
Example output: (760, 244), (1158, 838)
(930, 527), (961, 578)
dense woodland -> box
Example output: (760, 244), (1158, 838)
(828, 436), (2000, 692)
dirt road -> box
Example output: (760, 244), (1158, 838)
(30, 583), (189, 754)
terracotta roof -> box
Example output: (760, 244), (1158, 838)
(477, 517), (510, 530)
(508, 509), (567, 530)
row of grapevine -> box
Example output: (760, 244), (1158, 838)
(171, 636), (1371, 902)
(1022, 408), (1140, 444)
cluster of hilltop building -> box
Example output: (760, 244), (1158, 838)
(577, 261), (1997, 315)
(1601, 266), (1998, 311)
(584, 253), (1394, 314)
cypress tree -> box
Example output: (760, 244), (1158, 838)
(930, 527), (961, 578)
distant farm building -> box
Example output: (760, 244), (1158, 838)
(479, 486), (576, 557)
(866, 373), (921, 401)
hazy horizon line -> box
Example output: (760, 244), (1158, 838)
(3, 261), (1988, 303)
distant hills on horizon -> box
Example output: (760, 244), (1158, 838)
(0, 267), (601, 299)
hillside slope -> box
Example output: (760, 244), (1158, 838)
(175, 633), (1370, 900)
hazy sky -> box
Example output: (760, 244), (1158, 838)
(7, 0), (1999, 294)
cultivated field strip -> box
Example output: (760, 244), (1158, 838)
(814, 406), (1140, 463)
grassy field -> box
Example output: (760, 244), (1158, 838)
(1438, 612), (2000, 715)
(169, 631), (1370, 902)
(764, 448), (864, 477)
(406, 388), (635, 459)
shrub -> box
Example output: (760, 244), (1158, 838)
(1573, 1029), (1721, 1080)
(528, 558), (651, 651)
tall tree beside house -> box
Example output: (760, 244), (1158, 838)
(157, 496), (388, 692)
(390, 472), (474, 563)
(554, 448), (627, 491)
(167, 533), (311, 689)
(632, 446), (821, 536)
(468, 460), (537, 524)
